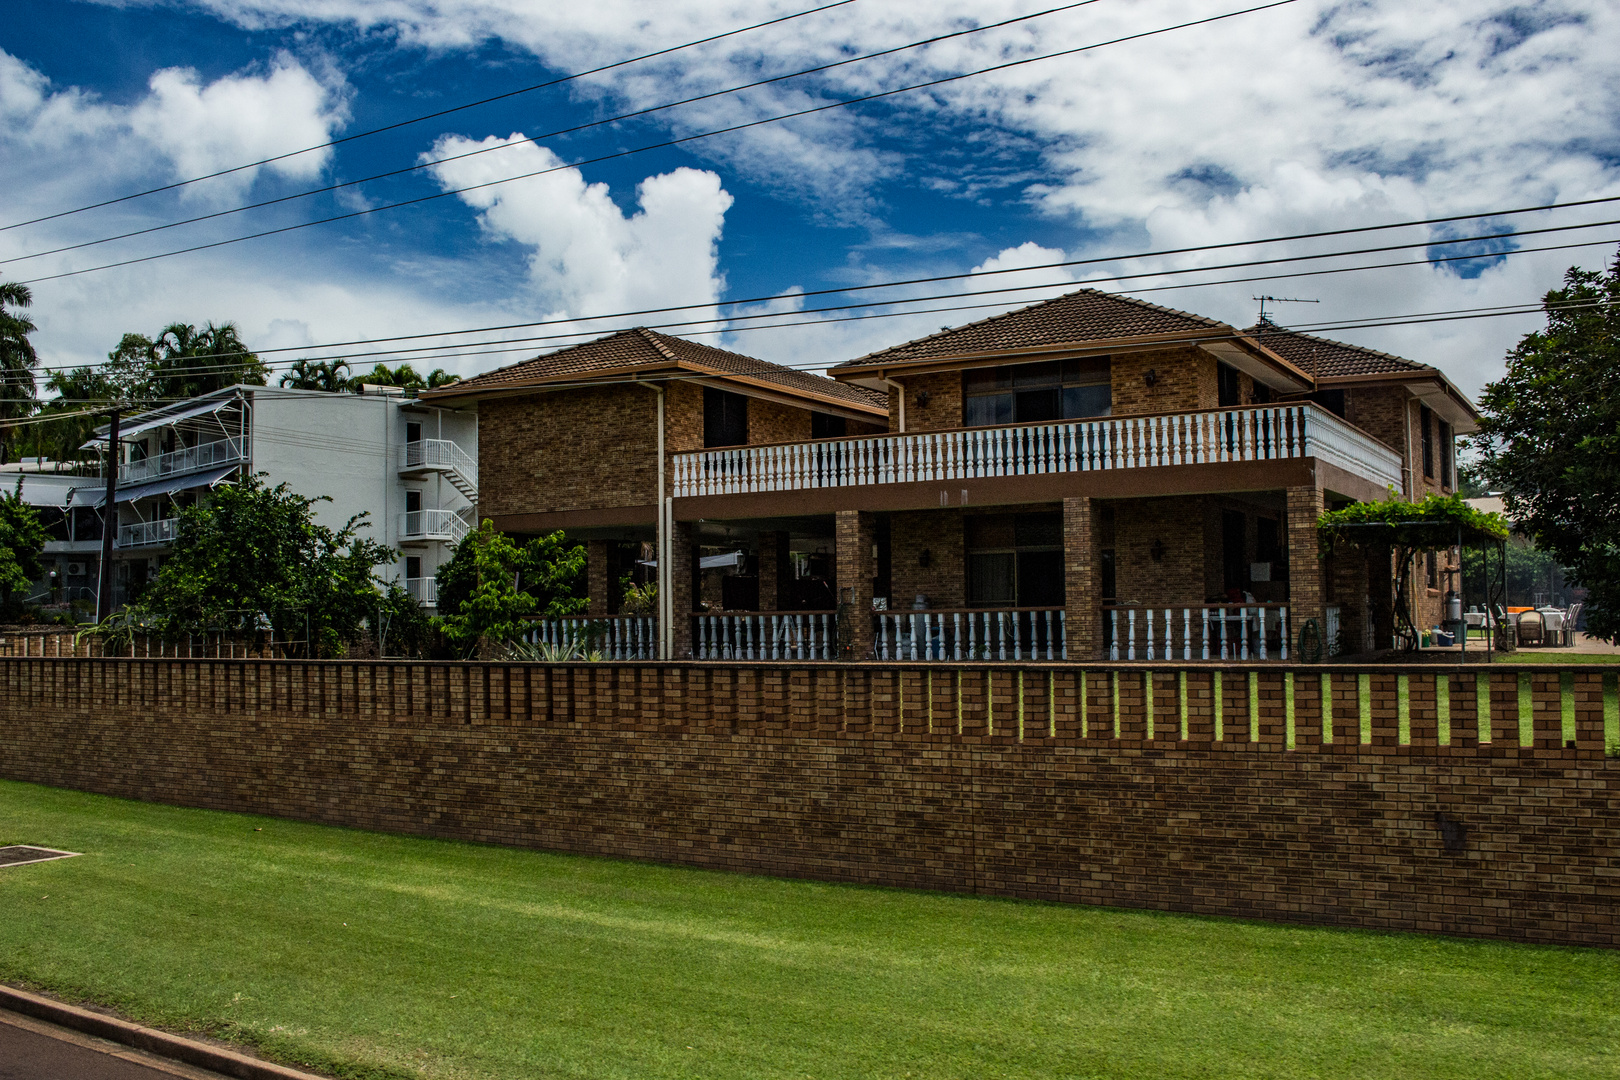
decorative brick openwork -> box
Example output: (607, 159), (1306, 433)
(1, 658), (1616, 947)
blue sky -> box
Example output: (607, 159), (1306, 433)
(3, 0), (1618, 396)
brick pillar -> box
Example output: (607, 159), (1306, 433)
(835, 510), (875, 659)
(1063, 497), (1101, 660)
(757, 530), (782, 612)
(671, 521), (696, 659)
(587, 539), (610, 616)
(1285, 484), (1326, 652)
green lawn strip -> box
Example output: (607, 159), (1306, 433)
(1496, 652), (1620, 665)
(1, 779), (1617, 1080)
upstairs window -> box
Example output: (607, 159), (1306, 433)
(1440, 419), (1454, 488)
(1217, 363), (1242, 407)
(810, 412), (847, 439)
(1420, 404), (1435, 477)
(704, 388), (749, 447)
(963, 358), (1110, 428)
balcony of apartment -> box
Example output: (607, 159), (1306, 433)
(400, 439), (478, 504)
(398, 508), (471, 545)
(405, 576), (437, 606)
(119, 517), (179, 549)
(670, 403), (1403, 516)
(120, 436), (247, 487)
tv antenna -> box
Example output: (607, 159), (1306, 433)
(1253, 295), (1319, 325)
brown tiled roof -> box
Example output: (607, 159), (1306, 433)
(425, 327), (885, 411)
(834, 288), (1227, 369)
(1244, 321), (1431, 379)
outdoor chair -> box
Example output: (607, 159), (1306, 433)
(1565, 601), (1584, 646)
(1517, 609), (1545, 648)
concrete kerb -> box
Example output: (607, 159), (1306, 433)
(0, 984), (330, 1080)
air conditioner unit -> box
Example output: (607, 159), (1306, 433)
(65, 562), (87, 577)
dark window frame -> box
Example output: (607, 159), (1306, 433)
(704, 387), (750, 448)
(962, 358), (1111, 428)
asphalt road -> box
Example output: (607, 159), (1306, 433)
(0, 1012), (219, 1080)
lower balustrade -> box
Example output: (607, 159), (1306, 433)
(1106, 603), (1289, 661)
(693, 611), (838, 660)
(875, 608), (1066, 661)
(524, 615), (659, 660)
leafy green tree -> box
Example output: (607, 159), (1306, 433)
(0, 481), (49, 618)
(1473, 252), (1620, 641)
(280, 358), (351, 392)
(119, 474), (396, 657)
(435, 521), (585, 654)
(0, 282), (39, 463)
(346, 363), (459, 393)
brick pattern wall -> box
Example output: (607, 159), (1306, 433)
(1287, 485), (1327, 633)
(888, 510), (966, 609)
(2, 658), (1616, 948)
(1113, 497), (1209, 607)
(1110, 347), (1217, 415)
(479, 389), (662, 516)
(889, 372), (965, 432)
(1063, 499), (1100, 658)
(835, 512), (876, 656)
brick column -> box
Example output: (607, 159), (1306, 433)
(1063, 497), (1101, 660)
(835, 510), (876, 659)
(671, 521), (696, 659)
(586, 539), (610, 616)
(757, 530), (783, 612)
(1285, 484), (1326, 653)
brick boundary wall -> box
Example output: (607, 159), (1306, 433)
(1, 659), (1618, 947)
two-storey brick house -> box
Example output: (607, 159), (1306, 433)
(430, 289), (1478, 661)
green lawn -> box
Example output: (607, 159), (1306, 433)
(1496, 651), (1620, 664)
(1, 781), (1617, 1080)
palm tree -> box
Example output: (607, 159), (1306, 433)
(146, 322), (268, 401)
(0, 282), (39, 464)
(280, 358), (351, 392)
(345, 362), (458, 393)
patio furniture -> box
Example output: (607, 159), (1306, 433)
(1517, 609), (1545, 647)
(1565, 601), (1584, 645)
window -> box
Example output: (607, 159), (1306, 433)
(704, 388), (749, 447)
(405, 490), (422, 514)
(963, 358), (1110, 428)
(1439, 420), (1453, 488)
(1420, 405), (1435, 477)
(1308, 389), (1346, 418)
(406, 421), (422, 444)
(811, 412), (847, 439)
(1221, 510), (1247, 592)
(405, 556), (422, 579)
(964, 512), (1065, 607)
(1217, 363), (1242, 408)
(1251, 382), (1272, 404)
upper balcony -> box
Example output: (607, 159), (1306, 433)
(671, 404), (1403, 509)
(400, 439), (478, 504)
(121, 437), (247, 487)
(399, 509), (471, 545)
(119, 517), (179, 548)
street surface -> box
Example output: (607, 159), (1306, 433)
(0, 1010), (226, 1080)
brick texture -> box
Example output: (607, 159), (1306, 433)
(888, 510), (966, 609)
(835, 511), (876, 657)
(1, 658), (1616, 948)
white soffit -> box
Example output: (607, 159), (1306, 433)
(1199, 341), (1310, 392)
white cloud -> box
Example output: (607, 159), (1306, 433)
(424, 133), (734, 327)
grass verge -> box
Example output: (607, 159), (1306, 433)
(1, 779), (1618, 1080)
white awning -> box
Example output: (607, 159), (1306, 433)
(638, 550), (747, 571)
(83, 395), (240, 446)
(69, 463), (240, 507)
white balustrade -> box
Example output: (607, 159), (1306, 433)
(1106, 604), (1289, 661)
(524, 615), (658, 660)
(120, 436), (246, 485)
(873, 608), (1065, 661)
(398, 509), (470, 543)
(117, 517), (179, 547)
(670, 405), (1403, 498)
(693, 611), (837, 660)
(405, 576), (437, 605)
(401, 438), (478, 496)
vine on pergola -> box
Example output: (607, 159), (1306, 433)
(1318, 493), (1510, 651)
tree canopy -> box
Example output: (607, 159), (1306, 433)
(434, 521), (585, 655)
(111, 474), (409, 657)
(0, 282), (38, 463)
(280, 358), (351, 392)
(0, 480), (48, 619)
(1473, 252), (1620, 641)
(345, 363), (458, 393)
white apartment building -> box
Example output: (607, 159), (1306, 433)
(57, 384), (478, 609)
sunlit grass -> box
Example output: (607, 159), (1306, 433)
(2, 779), (1617, 1080)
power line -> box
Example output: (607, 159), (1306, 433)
(7, 213), (1613, 384)
(0, 0), (860, 234)
(15, 0), (1299, 286)
(6, 0), (1105, 265)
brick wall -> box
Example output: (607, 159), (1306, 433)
(1, 658), (1616, 947)
(888, 510), (966, 609)
(480, 388), (660, 516)
(888, 372), (964, 432)
(1113, 496), (1209, 606)
(1110, 347), (1216, 415)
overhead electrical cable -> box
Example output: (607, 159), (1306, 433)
(16, 0), (1299, 285)
(6, 0), (1106, 264)
(0, 0), (860, 233)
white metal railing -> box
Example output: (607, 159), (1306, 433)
(694, 611), (837, 660)
(671, 405), (1404, 497)
(875, 608), (1065, 661)
(398, 509), (469, 543)
(118, 518), (179, 547)
(524, 615), (658, 660)
(121, 437), (245, 485)
(406, 577), (437, 605)
(1106, 604), (1289, 661)
(402, 439), (478, 494)
(1324, 605), (1342, 656)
